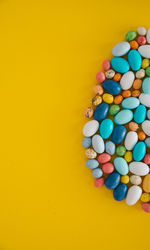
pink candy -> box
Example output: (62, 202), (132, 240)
(142, 203), (150, 213)
(94, 177), (105, 187)
(137, 36), (146, 45)
(97, 153), (111, 164)
(102, 162), (114, 174)
(144, 154), (150, 164)
(102, 59), (110, 71)
(96, 72), (105, 83)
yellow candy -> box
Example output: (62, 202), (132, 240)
(142, 59), (149, 69)
(141, 193), (150, 203)
(102, 93), (114, 104)
(124, 151), (132, 162)
(121, 175), (129, 184)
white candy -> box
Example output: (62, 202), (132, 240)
(126, 185), (142, 205)
(120, 71), (135, 90)
(137, 26), (147, 36)
(92, 135), (104, 154)
(138, 45), (150, 58)
(139, 93), (150, 107)
(105, 69), (115, 79)
(130, 175), (142, 185)
(135, 69), (145, 79)
(142, 120), (150, 136)
(147, 28), (150, 44)
(112, 42), (130, 57)
(124, 131), (138, 150)
(129, 162), (149, 176)
(83, 120), (99, 137)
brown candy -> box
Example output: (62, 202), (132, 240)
(132, 89), (140, 97)
(93, 85), (104, 95)
(114, 95), (123, 104)
(122, 90), (131, 98)
(113, 73), (121, 82)
(138, 131), (146, 141)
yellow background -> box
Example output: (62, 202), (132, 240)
(0, 0), (150, 249)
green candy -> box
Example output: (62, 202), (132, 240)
(116, 145), (126, 156)
(146, 66), (150, 76)
(109, 104), (120, 116)
(126, 31), (137, 41)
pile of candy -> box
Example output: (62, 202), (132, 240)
(82, 27), (150, 213)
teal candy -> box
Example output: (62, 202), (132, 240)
(147, 110), (150, 120)
(114, 157), (129, 175)
(128, 49), (142, 71)
(134, 105), (147, 124)
(142, 77), (150, 94)
(86, 159), (99, 169)
(133, 142), (146, 161)
(111, 57), (129, 73)
(114, 110), (133, 125)
(122, 97), (140, 109)
(100, 118), (114, 139)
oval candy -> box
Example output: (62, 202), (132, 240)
(143, 174), (150, 193)
(112, 42), (130, 57)
(113, 184), (128, 201)
(120, 71), (135, 90)
(138, 45), (150, 58)
(142, 120), (150, 136)
(86, 159), (99, 169)
(92, 168), (103, 178)
(139, 93), (150, 108)
(122, 97), (140, 109)
(126, 185), (142, 205)
(134, 104), (147, 124)
(128, 49), (142, 71)
(142, 77), (150, 94)
(124, 131), (138, 150)
(114, 157), (129, 175)
(102, 80), (121, 95)
(94, 102), (109, 122)
(112, 125), (127, 144)
(105, 172), (121, 190)
(111, 57), (130, 73)
(97, 153), (111, 164)
(133, 141), (146, 161)
(114, 110), (133, 125)
(82, 137), (92, 148)
(100, 118), (114, 139)
(129, 162), (149, 176)
(105, 141), (116, 155)
(92, 135), (105, 154)
(145, 137), (150, 148)
(83, 120), (99, 137)
(102, 162), (114, 174)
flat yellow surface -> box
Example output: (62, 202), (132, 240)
(0, 0), (150, 249)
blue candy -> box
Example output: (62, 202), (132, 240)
(112, 125), (127, 144)
(133, 141), (146, 161)
(113, 184), (128, 201)
(92, 168), (103, 178)
(142, 77), (150, 94)
(114, 110), (133, 125)
(114, 157), (129, 175)
(86, 159), (99, 169)
(111, 57), (129, 73)
(102, 80), (121, 95)
(105, 141), (116, 155)
(122, 97), (140, 110)
(93, 102), (109, 122)
(134, 104), (147, 124)
(145, 137), (150, 148)
(105, 172), (121, 190)
(100, 118), (114, 139)
(128, 49), (142, 71)
(82, 137), (92, 148)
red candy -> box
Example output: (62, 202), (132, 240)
(97, 153), (111, 163)
(102, 162), (114, 174)
(94, 177), (105, 187)
(144, 154), (150, 164)
(102, 60), (110, 71)
(137, 36), (146, 45)
(96, 72), (105, 83)
(142, 203), (150, 213)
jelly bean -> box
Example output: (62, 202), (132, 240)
(130, 175), (142, 185)
(116, 145), (126, 156)
(112, 42), (130, 57)
(82, 137), (92, 148)
(100, 118), (114, 139)
(122, 97), (140, 109)
(126, 185), (142, 205)
(84, 107), (94, 118)
(129, 162), (149, 176)
(102, 60), (110, 71)
(103, 93), (113, 104)
(94, 102), (109, 121)
(112, 125), (127, 144)
(142, 203), (150, 213)
(113, 184), (128, 201)
(111, 57), (129, 73)
(133, 79), (142, 89)
(142, 59), (149, 69)
(85, 148), (97, 159)
(93, 85), (104, 95)
(120, 71), (135, 90)
(114, 157), (129, 175)
(94, 177), (105, 187)
(83, 120), (99, 137)
(96, 72), (105, 83)
(133, 141), (146, 161)
(102, 80), (121, 95)
(126, 30), (137, 41)
(134, 105), (147, 124)
(92, 95), (102, 106)
(102, 162), (114, 174)
(143, 174), (150, 193)
(141, 193), (150, 203)
(92, 168), (103, 178)
(122, 90), (131, 98)
(128, 50), (142, 71)
(137, 26), (146, 36)
(137, 36), (146, 45)
(124, 131), (138, 150)
(109, 104), (120, 116)
(97, 153), (111, 164)
(92, 134), (105, 154)
(114, 110), (133, 125)
(121, 175), (129, 184)
(142, 77), (150, 94)
(86, 159), (99, 169)
(124, 151), (133, 162)
(105, 172), (120, 190)
(105, 141), (115, 155)
(105, 69), (115, 79)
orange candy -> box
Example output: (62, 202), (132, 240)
(113, 73), (121, 82)
(93, 84), (104, 95)
(129, 122), (139, 131)
(122, 90), (131, 98)
(114, 95), (123, 104)
(133, 79), (142, 89)
(132, 89), (140, 97)
(130, 40), (139, 50)
(138, 131), (146, 141)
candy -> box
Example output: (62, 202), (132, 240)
(100, 118), (114, 139)
(82, 26), (150, 212)
(92, 135), (105, 154)
(126, 185), (142, 205)
(113, 184), (128, 201)
(114, 157), (129, 175)
(112, 42), (130, 57)
(120, 71), (135, 90)
(124, 131), (138, 150)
